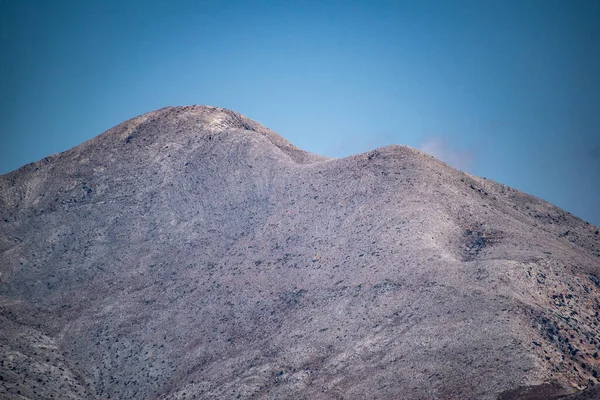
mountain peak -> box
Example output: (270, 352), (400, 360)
(85, 105), (329, 166)
(149, 105), (270, 134)
(1, 108), (599, 400)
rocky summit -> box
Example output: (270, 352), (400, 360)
(1, 106), (600, 400)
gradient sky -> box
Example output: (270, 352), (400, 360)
(1, 0), (599, 225)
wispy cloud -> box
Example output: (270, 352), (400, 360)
(419, 137), (475, 171)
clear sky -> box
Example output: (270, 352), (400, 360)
(1, 0), (599, 225)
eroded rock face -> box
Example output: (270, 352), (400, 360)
(1, 106), (599, 400)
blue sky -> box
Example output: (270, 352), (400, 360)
(1, 0), (599, 225)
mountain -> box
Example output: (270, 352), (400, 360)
(1, 105), (599, 400)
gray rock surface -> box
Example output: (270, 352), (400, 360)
(1, 105), (599, 399)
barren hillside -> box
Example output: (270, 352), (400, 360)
(1, 106), (599, 399)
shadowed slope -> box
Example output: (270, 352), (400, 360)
(1, 106), (599, 400)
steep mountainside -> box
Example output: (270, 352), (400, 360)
(1, 106), (599, 400)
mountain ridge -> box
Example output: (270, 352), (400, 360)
(1, 105), (599, 399)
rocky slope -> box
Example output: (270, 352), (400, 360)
(1, 106), (599, 399)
